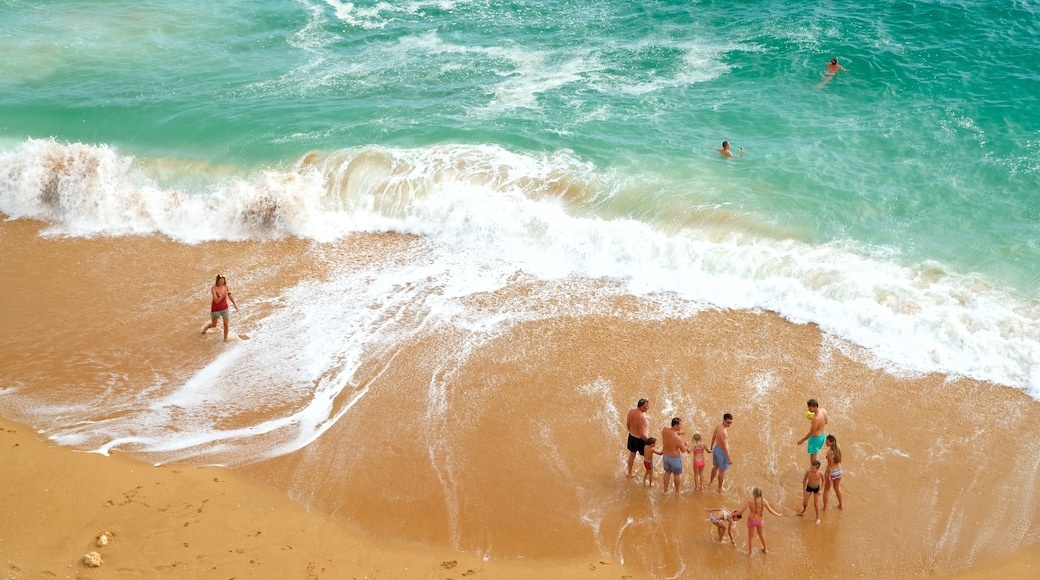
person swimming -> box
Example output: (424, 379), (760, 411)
(819, 58), (848, 86)
(825, 58), (847, 76)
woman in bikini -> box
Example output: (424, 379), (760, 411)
(732, 487), (783, 555)
(704, 506), (742, 544)
(691, 433), (707, 490)
(823, 434), (844, 510)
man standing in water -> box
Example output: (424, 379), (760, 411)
(625, 398), (650, 477)
(709, 413), (734, 492)
(718, 141), (744, 158)
(797, 398), (829, 466)
(201, 274), (238, 342)
(661, 417), (690, 494)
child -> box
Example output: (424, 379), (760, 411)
(642, 437), (662, 487)
(704, 507), (742, 544)
(823, 434), (844, 510)
(796, 460), (824, 523)
(691, 433), (707, 491)
(732, 487), (783, 556)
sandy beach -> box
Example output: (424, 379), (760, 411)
(2, 415), (1038, 579)
(0, 415), (645, 579)
(2, 218), (1040, 579)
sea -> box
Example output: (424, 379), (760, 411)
(1, 1), (1039, 577)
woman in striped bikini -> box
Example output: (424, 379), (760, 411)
(823, 434), (845, 510)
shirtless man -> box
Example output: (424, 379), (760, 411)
(718, 141), (744, 158)
(709, 413), (734, 492)
(818, 58), (847, 86)
(661, 417), (690, 494)
(625, 399), (650, 477)
(201, 274), (238, 342)
(797, 398), (829, 465)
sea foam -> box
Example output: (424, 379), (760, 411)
(2, 138), (1038, 402)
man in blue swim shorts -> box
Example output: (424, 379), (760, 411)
(797, 398), (829, 466)
(660, 417), (690, 494)
(709, 413), (734, 492)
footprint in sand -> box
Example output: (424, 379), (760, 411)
(440, 560), (457, 570)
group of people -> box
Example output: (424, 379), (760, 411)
(624, 397), (846, 555)
(794, 398), (844, 523)
(627, 400), (733, 495)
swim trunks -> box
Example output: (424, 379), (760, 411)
(694, 460), (706, 468)
(748, 518), (763, 528)
(712, 446), (729, 470)
(643, 460), (653, 471)
(806, 484), (820, 494)
(807, 433), (826, 455)
(829, 468), (842, 480)
(662, 454), (683, 474)
(210, 308), (230, 320)
(627, 434), (646, 456)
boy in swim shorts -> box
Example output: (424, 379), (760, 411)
(641, 437), (661, 487)
(796, 460), (824, 524)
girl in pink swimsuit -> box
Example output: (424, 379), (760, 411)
(691, 433), (707, 491)
(733, 487), (783, 555)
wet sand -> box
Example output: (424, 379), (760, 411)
(0, 415), (643, 579)
(2, 218), (1039, 578)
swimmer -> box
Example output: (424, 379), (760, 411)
(819, 58), (847, 86)
(718, 141), (744, 157)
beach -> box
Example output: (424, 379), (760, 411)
(3, 1), (1040, 577)
(2, 218), (1039, 579)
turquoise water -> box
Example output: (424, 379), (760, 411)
(2, 0), (1039, 393)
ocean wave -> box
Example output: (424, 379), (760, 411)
(1, 138), (1038, 396)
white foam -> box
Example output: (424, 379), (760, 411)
(2, 138), (1039, 404)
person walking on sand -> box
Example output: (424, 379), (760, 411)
(626, 399), (650, 477)
(201, 274), (238, 342)
(661, 417), (691, 495)
(732, 487), (783, 556)
(823, 434), (845, 510)
(705, 507), (742, 545)
(796, 460), (825, 524)
(797, 399), (828, 466)
(718, 141), (744, 158)
(709, 413), (734, 492)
